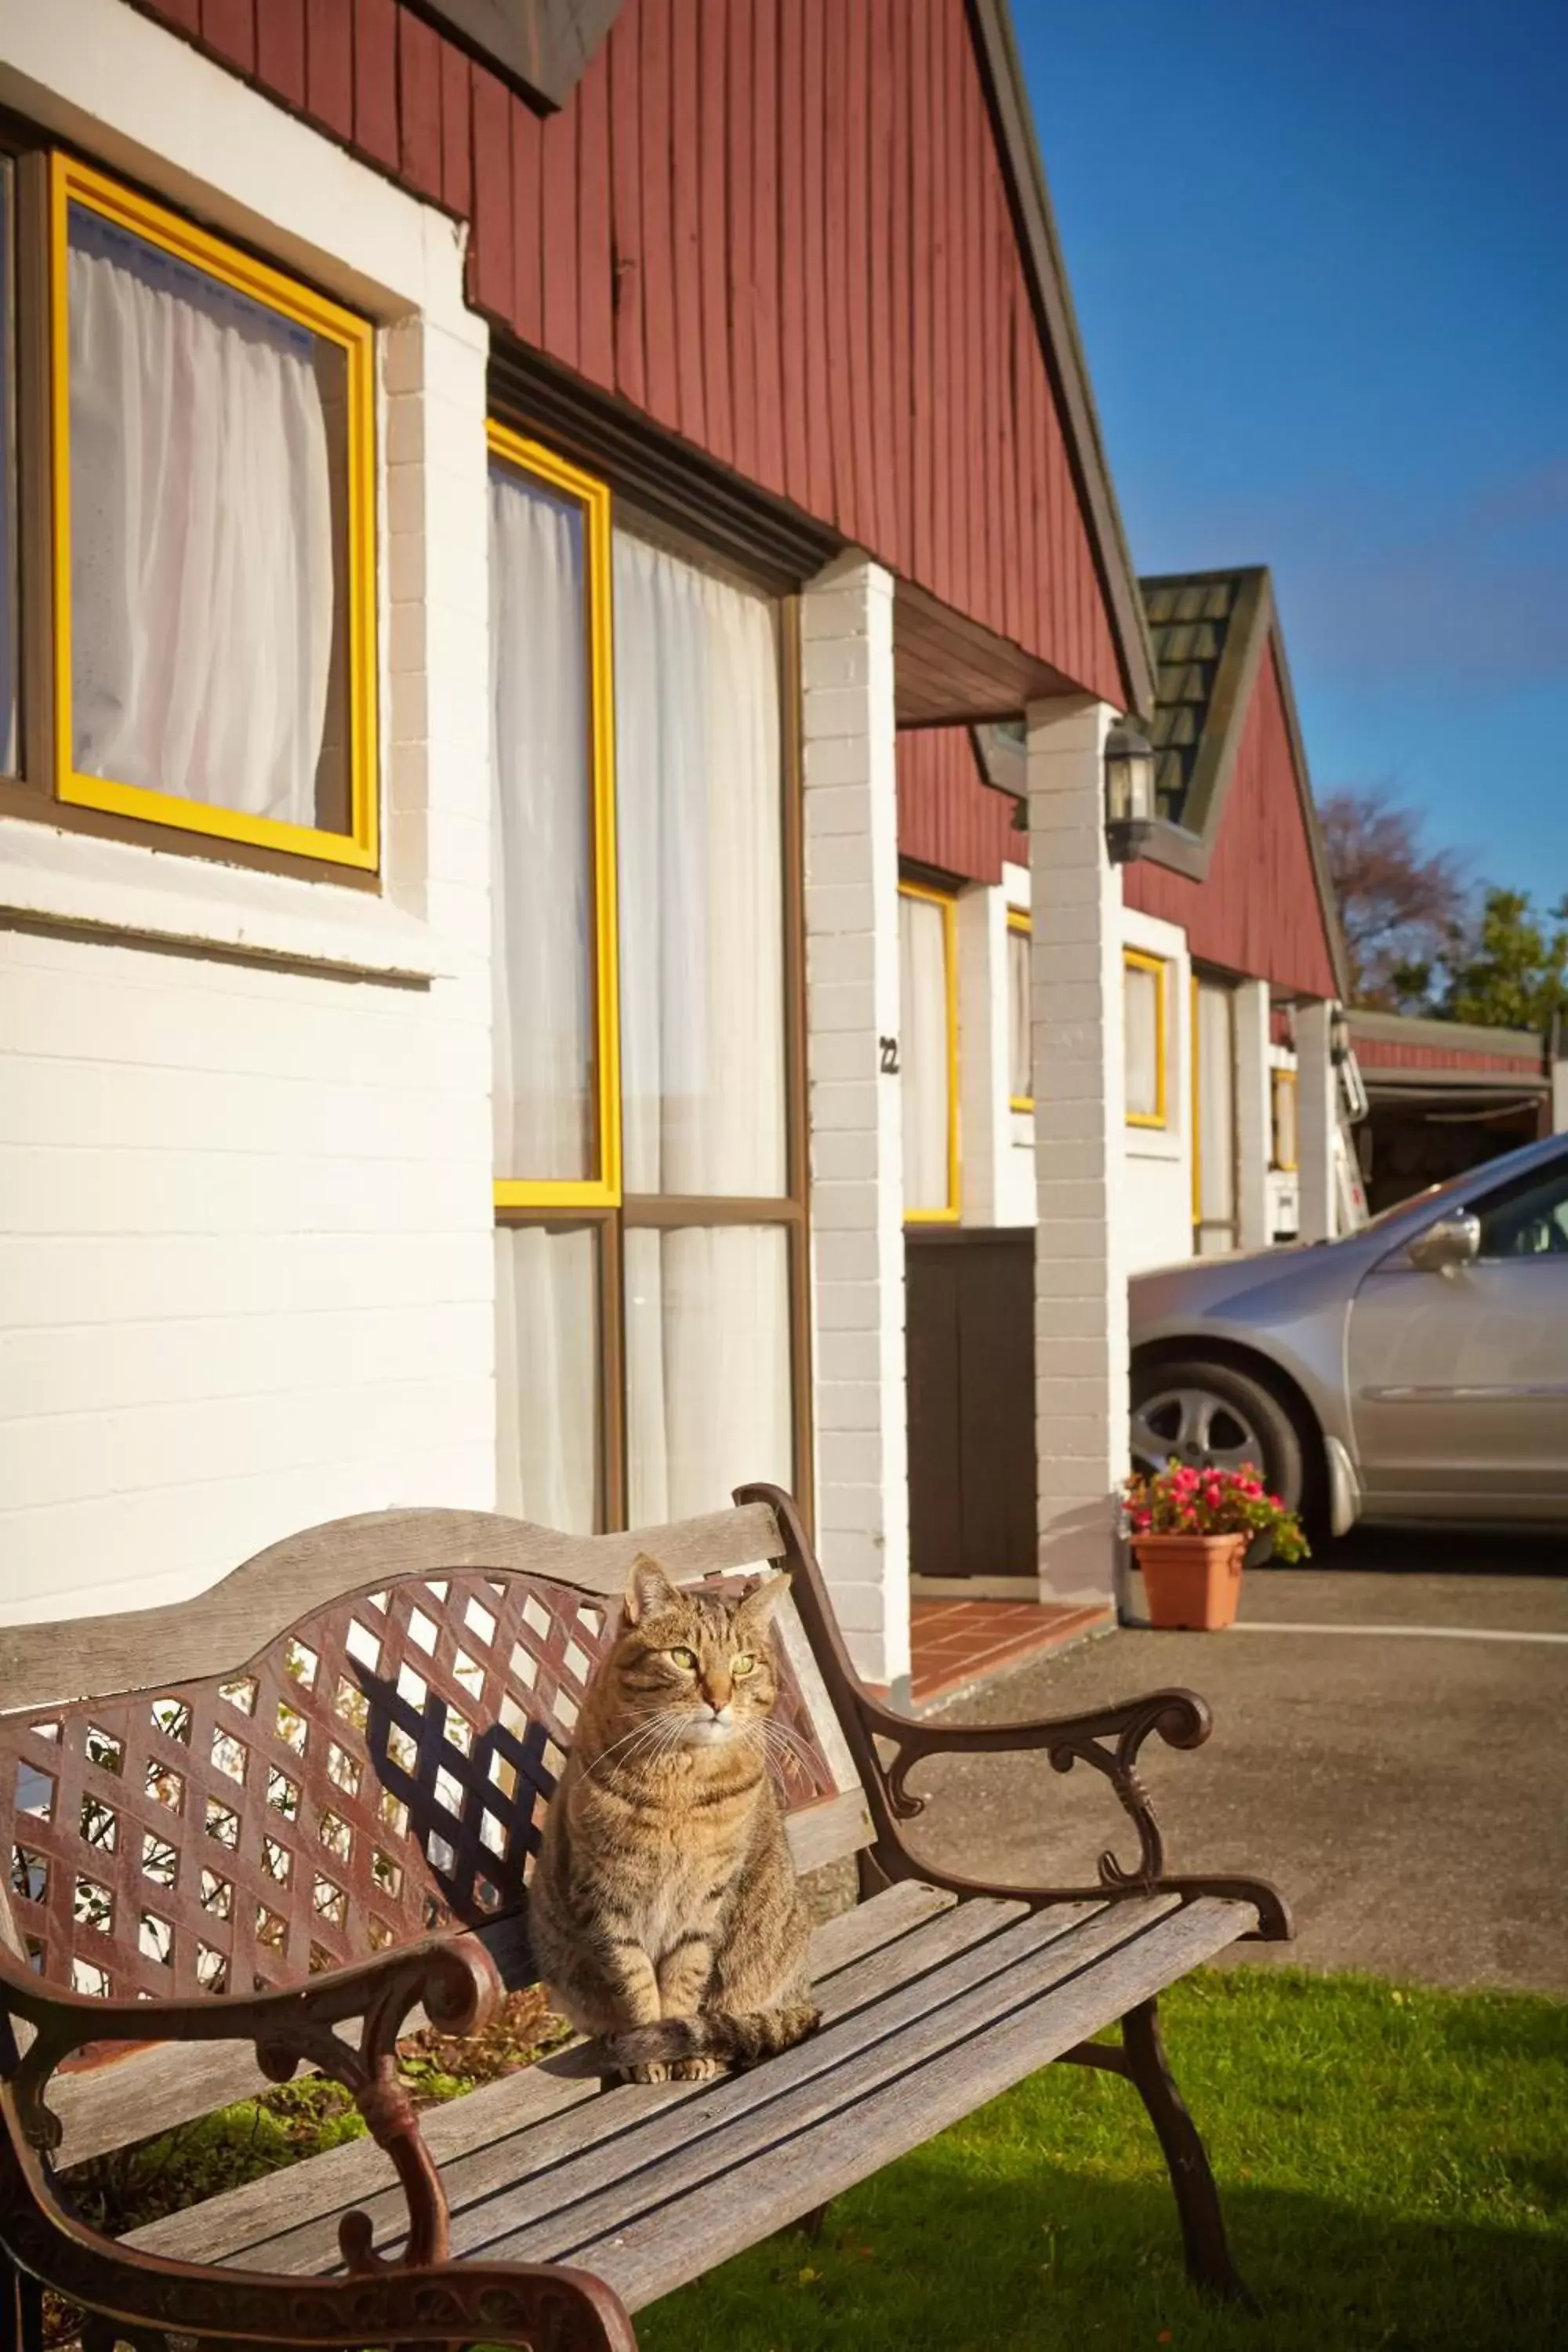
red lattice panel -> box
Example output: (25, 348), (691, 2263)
(0, 1573), (836, 2007)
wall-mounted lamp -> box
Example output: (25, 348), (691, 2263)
(1103, 717), (1157, 864)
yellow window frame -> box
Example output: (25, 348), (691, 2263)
(900, 877), (960, 1225)
(1271, 1066), (1299, 1171)
(1123, 947), (1168, 1130)
(47, 154), (379, 869)
(1007, 906), (1033, 1112)
(487, 423), (622, 1214)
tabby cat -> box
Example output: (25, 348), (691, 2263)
(530, 1555), (820, 2082)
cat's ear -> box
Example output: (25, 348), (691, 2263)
(624, 1553), (681, 1625)
(736, 1570), (791, 1630)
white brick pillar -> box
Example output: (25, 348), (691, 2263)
(956, 884), (1011, 1227)
(1233, 978), (1272, 1251)
(1026, 697), (1127, 1605)
(1297, 998), (1338, 1242)
(800, 554), (909, 1695)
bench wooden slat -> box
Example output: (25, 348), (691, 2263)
(123, 1879), (967, 2267)
(0, 1504), (786, 1716)
(479, 1896), (1157, 2274)
(213, 1891), (1033, 2278)
(578, 1894), (1251, 2312)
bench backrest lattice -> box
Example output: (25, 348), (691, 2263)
(0, 1508), (855, 2012)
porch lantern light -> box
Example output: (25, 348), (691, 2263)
(1103, 717), (1157, 864)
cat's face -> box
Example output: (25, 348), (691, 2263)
(610, 1555), (789, 1751)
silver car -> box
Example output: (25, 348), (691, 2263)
(1129, 1130), (1568, 1535)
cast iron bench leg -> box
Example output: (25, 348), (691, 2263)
(1122, 1997), (1256, 2308)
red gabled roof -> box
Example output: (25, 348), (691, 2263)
(135, 0), (1150, 712)
(1125, 643), (1339, 999)
(1123, 569), (1347, 1002)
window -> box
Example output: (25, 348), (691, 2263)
(1472, 1155), (1568, 1260)
(1123, 950), (1167, 1128)
(1007, 909), (1032, 1111)
(489, 430), (619, 1207)
(490, 432), (805, 1531)
(1192, 976), (1237, 1254)
(1271, 1068), (1299, 1171)
(26, 154), (377, 868)
(899, 880), (959, 1221)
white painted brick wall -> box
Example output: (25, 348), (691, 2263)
(802, 554), (909, 1692)
(0, 13), (495, 1624)
(1026, 699), (1127, 1605)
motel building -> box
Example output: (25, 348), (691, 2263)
(0, 0), (1345, 1710)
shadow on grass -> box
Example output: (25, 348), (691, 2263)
(639, 2158), (1568, 2352)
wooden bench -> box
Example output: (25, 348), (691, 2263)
(0, 1483), (1290, 2348)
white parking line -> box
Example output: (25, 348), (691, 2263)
(1231, 1621), (1568, 1646)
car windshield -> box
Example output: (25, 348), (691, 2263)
(1361, 1182), (1443, 1233)
(1356, 1141), (1568, 1240)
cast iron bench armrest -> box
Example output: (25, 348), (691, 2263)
(849, 1682), (1293, 1941)
(0, 1929), (498, 2271)
(738, 1484), (1293, 1944)
(0, 2112), (637, 2352)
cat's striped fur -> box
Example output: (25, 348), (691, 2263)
(530, 1555), (820, 2082)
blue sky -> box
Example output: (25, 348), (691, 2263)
(1015, 0), (1567, 907)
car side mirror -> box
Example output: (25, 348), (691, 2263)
(1406, 1213), (1481, 1274)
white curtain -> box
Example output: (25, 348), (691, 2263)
(495, 1226), (599, 1532)
(67, 203), (332, 823)
(900, 893), (950, 1211)
(625, 1225), (792, 1524)
(1124, 961), (1162, 1121)
(490, 466), (595, 1179)
(613, 531), (785, 1196)
(1008, 924), (1032, 1105)
(1196, 979), (1236, 1246)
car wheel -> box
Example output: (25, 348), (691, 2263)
(1130, 1357), (1305, 1517)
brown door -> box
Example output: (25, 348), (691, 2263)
(906, 1229), (1035, 1579)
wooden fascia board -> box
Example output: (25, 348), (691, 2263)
(967, 0), (1156, 719)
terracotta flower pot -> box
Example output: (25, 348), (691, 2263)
(1133, 1533), (1247, 1631)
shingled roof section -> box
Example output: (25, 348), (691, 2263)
(1130, 564), (1352, 1002)
(1144, 570), (1260, 826)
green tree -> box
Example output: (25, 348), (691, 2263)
(1439, 888), (1568, 1033)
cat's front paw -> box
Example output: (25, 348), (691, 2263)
(670, 2056), (725, 2082)
(622, 2060), (673, 2085)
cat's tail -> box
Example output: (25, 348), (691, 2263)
(604, 2001), (820, 2071)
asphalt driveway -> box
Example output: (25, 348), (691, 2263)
(901, 1530), (1568, 1994)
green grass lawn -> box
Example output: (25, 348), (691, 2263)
(634, 1969), (1568, 2352)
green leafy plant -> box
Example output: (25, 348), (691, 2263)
(1124, 1461), (1309, 1562)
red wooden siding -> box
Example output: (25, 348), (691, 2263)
(133, 0), (1126, 708)
(898, 731), (1018, 887)
(1124, 648), (1339, 1000)
(1352, 1037), (1542, 1076)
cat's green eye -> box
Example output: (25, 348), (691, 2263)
(731, 1653), (756, 1678)
(670, 1646), (699, 1670)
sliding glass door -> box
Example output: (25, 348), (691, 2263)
(489, 427), (807, 1530)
